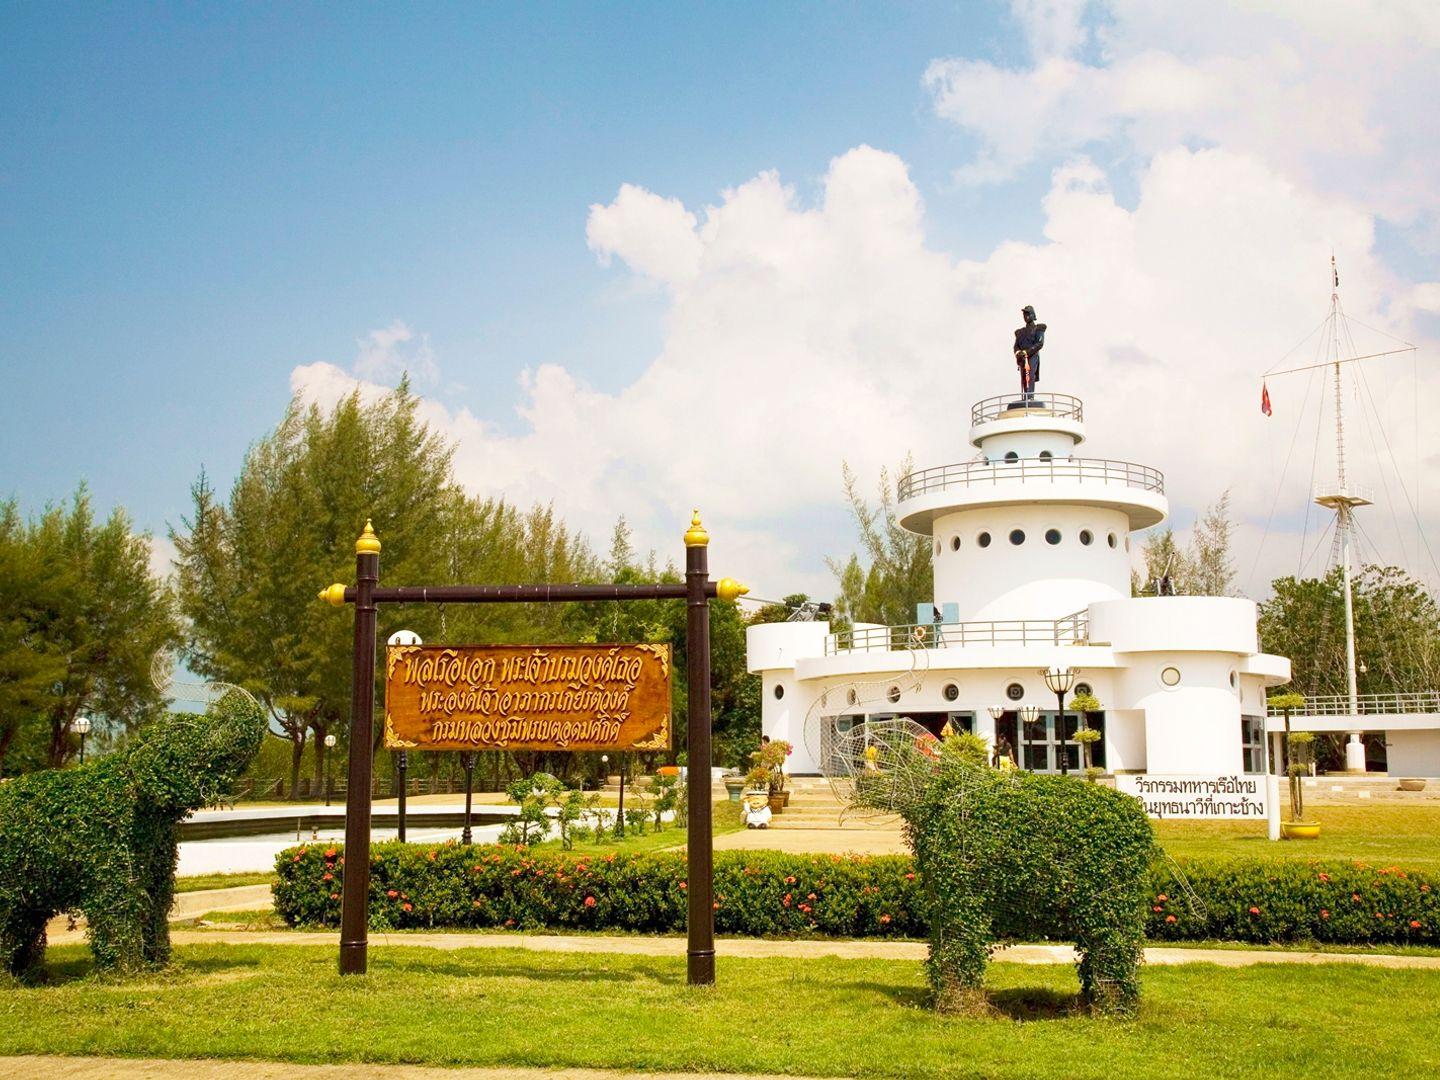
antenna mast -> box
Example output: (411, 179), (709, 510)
(1313, 256), (1368, 770)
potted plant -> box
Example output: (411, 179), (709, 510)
(1282, 730), (1320, 839)
(1069, 691), (1103, 773)
(751, 739), (793, 807)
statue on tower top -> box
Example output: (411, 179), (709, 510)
(1013, 305), (1046, 404)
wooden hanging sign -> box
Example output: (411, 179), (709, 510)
(383, 642), (672, 752)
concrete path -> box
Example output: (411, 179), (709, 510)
(44, 925), (1440, 969)
(0, 1058), (835, 1080)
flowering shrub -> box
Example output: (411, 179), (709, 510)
(274, 844), (923, 936)
(273, 844), (1440, 948)
(1147, 857), (1438, 946)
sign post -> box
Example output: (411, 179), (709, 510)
(320, 511), (744, 982)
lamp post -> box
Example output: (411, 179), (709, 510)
(986, 705), (1007, 767)
(1018, 704), (1041, 769)
(71, 716), (92, 765)
(460, 751), (476, 844)
(324, 733), (337, 806)
(1042, 666), (1079, 776)
(601, 754), (611, 837)
(387, 630), (421, 841)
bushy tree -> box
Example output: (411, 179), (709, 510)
(0, 488), (178, 776)
(1132, 491), (1236, 597)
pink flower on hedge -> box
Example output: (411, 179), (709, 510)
(784, 875), (796, 885)
(292, 854), (302, 863)
(322, 872), (334, 882)
(1317, 873), (1330, 883)
(1320, 910), (1330, 919)
(1411, 920), (1422, 929)
(1156, 894), (1168, 902)
(504, 918), (515, 927)
(782, 893), (792, 907)
(905, 873), (915, 881)
(1352, 894), (1362, 902)
(402, 902), (412, 912)
(325, 848), (337, 858)
(679, 881), (687, 890)
(1153, 906), (1163, 913)
(386, 889), (399, 898)
(807, 893), (816, 901)
(879, 914), (892, 924)
(1249, 906), (1260, 915)
(1165, 915), (1176, 924)
(584, 896), (597, 908)
(799, 904), (812, 914)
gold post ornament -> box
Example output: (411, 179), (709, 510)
(717, 578), (749, 602)
(318, 583), (348, 607)
(355, 518), (382, 555)
(683, 509), (709, 548)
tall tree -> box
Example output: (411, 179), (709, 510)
(0, 488), (178, 774)
(828, 459), (931, 627)
(1132, 528), (1189, 596)
(172, 383), (594, 797)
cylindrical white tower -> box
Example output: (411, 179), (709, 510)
(898, 393), (1168, 622)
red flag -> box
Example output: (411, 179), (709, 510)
(1261, 382), (1272, 417)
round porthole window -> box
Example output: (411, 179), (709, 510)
(1107, 533), (1118, 549)
(1004, 450), (1019, 463)
(1160, 666), (1182, 688)
(1006, 682), (1025, 701)
(887, 685), (902, 704)
(978, 531), (992, 548)
(1079, 529), (1093, 546)
(943, 683), (960, 702)
(1075, 682), (1092, 698)
(1045, 528), (1061, 545)
(935, 540), (942, 555)
(1229, 671), (1238, 689)
(773, 684), (785, 700)
(847, 688), (857, 706)
(951, 535), (961, 552)
(1010, 529), (1026, 545)
(1039, 450), (1053, 461)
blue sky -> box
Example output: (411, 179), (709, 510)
(3, 3), (1021, 522)
(3, 2), (1437, 598)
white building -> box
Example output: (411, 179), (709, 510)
(748, 391), (1295, 781)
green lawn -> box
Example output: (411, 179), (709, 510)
(528, 798), (745, 855)
(174, 872), (277, 894)
(1155, 803), (1440, 868)
(1, 944), (1436, 1077)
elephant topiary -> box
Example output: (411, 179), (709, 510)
(843, 719), (1154, 1016)
(0, 688), (265, 977)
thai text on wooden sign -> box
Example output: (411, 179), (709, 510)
(1115, 774), (1267, 819)
(383, 643), (672, 751)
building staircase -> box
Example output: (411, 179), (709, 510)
(768, 777), (902, 831)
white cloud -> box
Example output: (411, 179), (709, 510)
(925, 1), (1440, 243)
(351, 320), (438, 384)
(293, 139), (1440, 601)
(147, 534), (178, 580)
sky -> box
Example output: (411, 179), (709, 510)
(3, 1), (1439, 605)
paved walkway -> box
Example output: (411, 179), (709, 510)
(0, 1058), (834, 1080)
(45, 924), (1440, 969)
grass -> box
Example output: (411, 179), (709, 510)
(2, 943), (1437, 1077)
(1155, 803), (1440, 868)
(174, 872), (277, 894)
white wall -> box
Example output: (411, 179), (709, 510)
(978, 430), (1078, 461)
(1113, 653), (1244, 774)
(931, 504), (1133, 621)
(1386, 730), (1440, 778)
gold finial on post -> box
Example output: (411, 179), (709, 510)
(717, 578), (749, 602)
(683, 509), (709, 548)
(355, 518), (381, 556)
(318, 584), (348, 607)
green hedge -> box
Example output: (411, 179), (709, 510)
(273, 843), (1439, 947)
